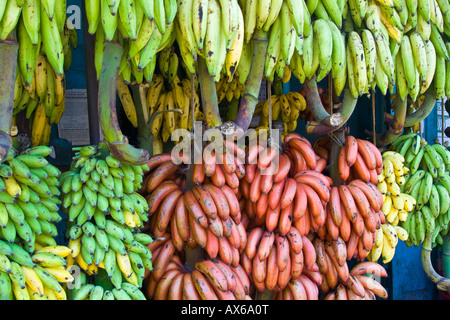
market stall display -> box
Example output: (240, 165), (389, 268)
(0, 0), (448, 300)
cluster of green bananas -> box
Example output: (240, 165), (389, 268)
(4, 0), (69, 83)
(254, 91), (307, 135)
(68, 270), (146, 300)
(6, 1), (76, 147)
(88, 0), (176, 84)
(288, 0), (450, 104)
(0, 145), (64, 253)
(0, 237), (73, 300)
(146, 74), (204, 151)
(391, 133), (450, 248)
(66, 219), (153, 289)
(59, 144), (149, 228)
(372, 151), (414, 263)
(260, 0), (309, 83)
(59, 144), (153, 289)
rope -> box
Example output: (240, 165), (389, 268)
(328, 131), (344, 149)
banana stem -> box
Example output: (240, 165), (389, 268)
(303, 76), (337, 124)
(375, 93), (407, 146)
(329, 129), (345, 185)
(97, 41), (149, 165)
(402, 93), (436, 128)
(231, 30), (268, 139)
(305, 88), (358, 135)
(421, 233), (450, 293)
(198, 57), (222, 129)
(0, 39), (19, 163)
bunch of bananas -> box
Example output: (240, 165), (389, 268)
(323, 261), (389, 300)
(59, 144), (149, 228)
(216, 72), (246, 104)
(145, 244), (252, 300)
(287, 0), (450, 104)
(5, 0), (69, 83)
(88, 0), (176, 83)
(337, 135), (383, 184)
(66, 219), (153, 288)
(376, 151), (416, 225)
(7, 1), (76, 147)
(0, 241), (73, 300)
(390, 133), (450, 249)
(369, 150), (414, 263)
(0, 141), (73, 301)
(70, 279), (146, 300)
(59, 144), (154, 292)
(0, 145), (64, 253)
(254, 91), (307, 135)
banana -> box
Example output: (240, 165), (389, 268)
(374, 30), (395, 87)
(285, 0), (305, 35)
(313, 19), (333, 79)
(0, 0), (22, 40)
(349, 30), (368, 95)
(177, 0), (197, 60)
(327, 20), (345, 80)
(265, 17), (281, 79)
(262, 0), (283, 32)
(118, 0), (138, 40)
(220, 0), (239, 50)
(203, 0), (222, 77)
(409, 31), (428, 85)
(40, 2), (64, 76)
(225, 5), (244, 82)
(117, 75), (138, 128)
(431, 23), (449, 61)
(401, 35), (417, 92)
(22, 0), (40, 45)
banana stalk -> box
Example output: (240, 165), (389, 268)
(198, 57), (222, 129)
(403, 92), (436, 127)
(421, 233), (450, 292)
(305, 88), (358, 135)
(0, 39), (19, 163)
(97, 41), (149, 165)
(383, 92), (436, 128)
(303, 76), (343, 127)
(232, 29), (268, 139)
(328, 128), (346, 185)
(376, 93), (408, 146)
(131, 83), (152, 153)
